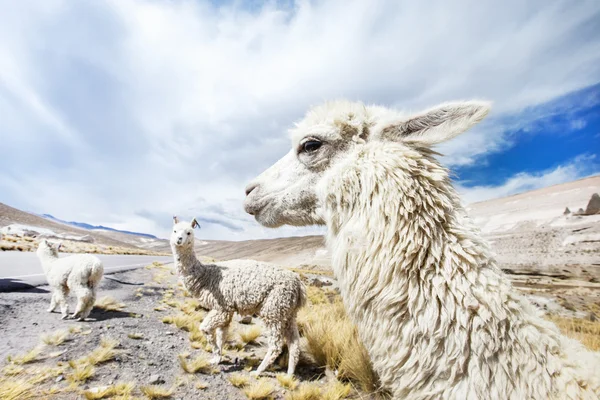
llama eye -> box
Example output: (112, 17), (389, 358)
(187, 232), (191, 235)
(302, 140), (322, 153)
(173, 230), (176, 233)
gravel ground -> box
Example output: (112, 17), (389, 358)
(0, 264), (325, 400)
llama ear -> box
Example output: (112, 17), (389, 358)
(173, 216), (179, 224)
(55, 242), (62, 251)
(374, 101), (491, 146)
(191, 218), (201, 229)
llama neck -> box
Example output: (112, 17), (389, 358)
(323, 144), (497, 315)
(37, 252), (58, 273)
(171, 243), (203, 278)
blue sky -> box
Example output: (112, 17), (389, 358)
(0, 0), (599, 240)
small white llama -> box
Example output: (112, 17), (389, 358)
(170, 217), (306, 375)
(36, 239), (104, 321)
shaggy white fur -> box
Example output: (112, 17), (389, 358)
(36, 239), (104, 321)
(170, 217), (306, 375)
(244, 100), (600, 399)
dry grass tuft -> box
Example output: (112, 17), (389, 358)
(196, 381), (209, 390)
(321, 380), (352, 400)
(41, 330), (69, 346)
(2, 364), (25, 376)
(162, 312), (203, 332)
(70, 337), (121, 369)
(140, 385), (174, 399)
(7, 345), (44, 365)
(298, 289), (378, 393)
(69, 326), (83, 334)
(239, 325), (262, 344)
(83, 382), (135, 399)
(276, 373), (299, 390)
(547, 315), (600, 351)
(284, 382), (322, 400)
(0, 378), (35, 400)
(177, 353), (213, 374)
(67, 362), (95, 383)
(94, 296), (126, 312)
(306, 286), (329, 305)
(243, 379), (276, 400)
(127, 332), (144, 340)
(228, 373), (250, 388)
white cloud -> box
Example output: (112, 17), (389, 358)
(457, 155), (599, 204)
(0, 0), (599, 239)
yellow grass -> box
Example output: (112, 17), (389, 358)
(228, 373), (250, 388)
(67, 362), (95, 383)
(547, 315), (600, 351)
(7, 345), (44, 365)
(289, 268), (334, 277)
(69, 326), (83, 334)
(243, 379), (276, 400)
(94, 296), (126, 312)
(72, 337), (120, 367)
(162, 312), (203, 332)
(284, 382), (322, 400)
(83, 382), (135, 399)
(306, 286), (329, 305)
(140, 385), (174, 399)
(239, 325), (262, 344)
(27, 366), (67, 385)
(322, 380), (352, 400)
(276, 374), (299, 390)
(177, 353), (213, 374)
(41, 329), (69, 346)
(2, 364), (24, 376)
(128, 332), (144, 340)
(298, 290), (378, 393)
(0, 378), (35, 400)
(196, 381), (209, 390)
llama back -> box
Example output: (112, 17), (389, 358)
(60, 254), (104, 288)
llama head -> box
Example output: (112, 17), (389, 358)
(244, 100), (490, 227)
(37, 239), (60, 257)
(170, 216), (200, 248)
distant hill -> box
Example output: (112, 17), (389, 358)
(40, 214), (158, 239)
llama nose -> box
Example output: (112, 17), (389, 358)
(177, 237), (182, 244)
(245, 183), (258, 196)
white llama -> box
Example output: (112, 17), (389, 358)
(36, 239), (104, 321)
(170, 217), (306, 375)
(243, 100), (600, 399)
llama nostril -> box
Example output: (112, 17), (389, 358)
(245, 183), (258, 196)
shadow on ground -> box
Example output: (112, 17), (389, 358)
(0, 278), (49, 293)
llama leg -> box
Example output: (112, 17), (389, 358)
(285, 319), (301, 375)
(56, 287), (69, 320)
(72, 288), (93, 321)
(216, 325), (229, 358)
(47, 291), (58, 313)
(80, 288), (97, 320)
(253, 322), (284, 376)
(200, 310), (232, 364)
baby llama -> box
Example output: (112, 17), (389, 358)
(36, 239), (104, 321)
(170, 216), (306, 375)
(243, 100), (600, 399)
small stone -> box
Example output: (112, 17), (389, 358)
(586, 312), (597, 322)
(55, 375), (64, 383)
(165, 332), (175, 336)
(584, 193), (600, 215)
(149, 374), (164, 384)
